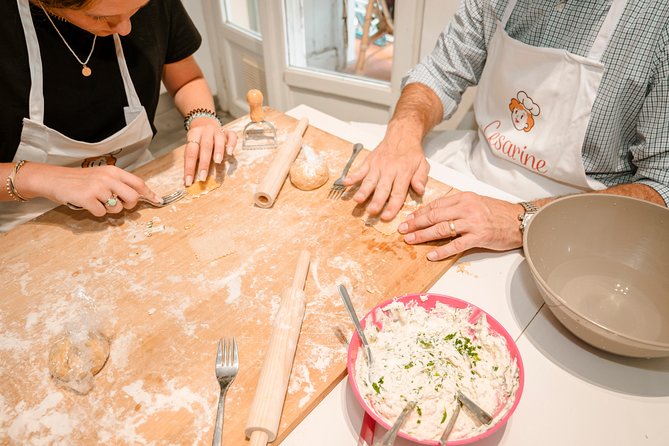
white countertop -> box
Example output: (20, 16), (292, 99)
(281, 105), (669, 446)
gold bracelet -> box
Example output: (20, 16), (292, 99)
(6, 160), (29, 202)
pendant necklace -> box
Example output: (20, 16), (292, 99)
(39, 3), (97, 77)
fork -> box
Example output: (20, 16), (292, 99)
(212, 337), (239, 446)
(66, 188), (186, 210)
(374, 401), (416, 446)
(328, 142), (363, 199)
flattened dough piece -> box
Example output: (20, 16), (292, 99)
(189, 228), (237, 262)
(363, 187), (448, 235)
(186, 174), (221, 198)
(48, 331), (110, 394)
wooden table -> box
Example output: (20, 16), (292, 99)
(0, 109), (458, 444)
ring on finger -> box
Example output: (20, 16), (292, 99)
(448, 219), (457, 238)
(105, 194), (119, 207)
(187, 140), (201, 147)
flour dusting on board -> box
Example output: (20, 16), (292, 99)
(5, 392), (74, 441)
(91, 379), (213, 444)
(1, 112), (456, 442)
(287, 363), (316, 409)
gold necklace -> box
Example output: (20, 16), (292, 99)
(39, 3), (97, 77)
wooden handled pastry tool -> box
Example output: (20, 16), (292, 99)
(242, 89), (278, 150)
(245, 250), (310, 446)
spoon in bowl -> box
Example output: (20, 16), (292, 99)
(338, 284), (375, 384)
(457, 390), (493, 425)
(438, 391), (490, 445)
(438, 398), (461, 446)
(374, 400), (416, 446)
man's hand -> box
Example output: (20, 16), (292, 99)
(398, 191), (524, 260)
(343, 135), (430, 221)
(342, 83), (443, 221)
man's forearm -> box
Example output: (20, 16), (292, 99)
(387, 83), (444, 143)
(532, 183), (666, 208)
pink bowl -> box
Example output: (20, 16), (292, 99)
(347, 293), (525, 445)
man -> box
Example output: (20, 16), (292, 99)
(344, 0), (669, 260)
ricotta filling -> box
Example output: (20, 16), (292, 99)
(354, 299), (519, 441)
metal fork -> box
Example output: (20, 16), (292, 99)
(374, 401), (416, 446)
(66, 188), (186, 210)
(328, 142), (363, 199)
(212, 337), (238, 446)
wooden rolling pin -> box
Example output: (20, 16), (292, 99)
(245, 250), (311, 446)
(253, 117), (309, 208)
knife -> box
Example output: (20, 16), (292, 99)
(457, 390), (493, 425)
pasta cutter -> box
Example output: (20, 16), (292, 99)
(242, 89), (277, 150)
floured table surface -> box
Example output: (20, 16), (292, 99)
(0, 109), (460, 444)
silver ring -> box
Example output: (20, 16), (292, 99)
(105, 194), (118, 207)
(187, 140), (201, 147)
(448, 220), (457, 238)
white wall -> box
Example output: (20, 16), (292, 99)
(183, 0), (217, 96)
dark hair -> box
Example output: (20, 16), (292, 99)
(36, 0), (95, 10)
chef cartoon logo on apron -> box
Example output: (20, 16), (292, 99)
(509, 91), (540, 133)
(81, 149), (121, 168)
(480, 89), (549, 175)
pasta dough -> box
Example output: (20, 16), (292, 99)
(186, 172), (221, 198)
(48, 331), (110, 394)
(290, 145), (329, 191)
(189, 228), (237, 262)
(364, 188), (445, 235)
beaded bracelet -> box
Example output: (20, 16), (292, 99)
(6, 160), (29, 202)
(183, 108), (223, 131)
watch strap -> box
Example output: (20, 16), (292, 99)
(518, 201), (539, 233)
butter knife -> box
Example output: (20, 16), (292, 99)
(457, 390), (493, 425)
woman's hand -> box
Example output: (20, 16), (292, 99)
(18, 163), (162, 217)
(398, 191), (525, 260)
(162, 55), (238, 187)
(183, 120), (237, 186)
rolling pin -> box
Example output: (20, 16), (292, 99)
(253, 117), (309, 208)
(245, 250), (311, 446)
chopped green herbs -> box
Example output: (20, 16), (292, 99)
(371, 376), (385, 394)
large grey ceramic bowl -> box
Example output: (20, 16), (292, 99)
(523, 194), (669, 358)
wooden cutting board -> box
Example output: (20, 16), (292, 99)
(0, 109), (460, 444)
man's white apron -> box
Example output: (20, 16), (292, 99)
(434, 0), (628, 201)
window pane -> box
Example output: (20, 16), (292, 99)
(285, 0), (394, 83)
(223, 0), (261, 36)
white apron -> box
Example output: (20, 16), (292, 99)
(1, 0), (154, 231)
(435, 0), (627, 201)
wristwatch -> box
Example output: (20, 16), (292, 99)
(518, 201), (539, 233)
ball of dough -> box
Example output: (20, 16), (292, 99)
(290, 147), (329, 191)
(48, 331), (110, 394)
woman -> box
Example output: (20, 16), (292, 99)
(0, 0), (236, 230)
